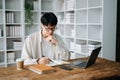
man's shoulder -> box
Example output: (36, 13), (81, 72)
(27, 31), (41, 40)
(29, 32), (40, 37)
(53, 33), (64, 42)
(54, 33), (62, 39)
(54, 33), (60, 37)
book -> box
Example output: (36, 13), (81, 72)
(29, 64), (55, 74)
(0, 29), (2, 37)
(7, 52), (15, 63)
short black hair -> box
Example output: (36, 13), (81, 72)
(41, 12), (58, 26)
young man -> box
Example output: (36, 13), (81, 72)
(21, 12), (70, 65)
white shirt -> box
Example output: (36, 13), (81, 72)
(41, 37), (54, 59)
(21, 31), (70, 65)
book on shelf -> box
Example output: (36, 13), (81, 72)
(33, 1), (38, 10)
(29, 64), (55, 74)
(66, 0), (75, 10)
(0, 29), (2, 37)
(13, 40), (23, 50)
(65, 13), (74, 23)
(6, 25), (22, 37)
(6, 12), (14, 23)
(7, 52), (15, 63)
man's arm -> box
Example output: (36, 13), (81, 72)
(21, 36), (38, 65)
(53, 34), (70, 60)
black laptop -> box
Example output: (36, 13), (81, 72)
(70, 46), (101, 69)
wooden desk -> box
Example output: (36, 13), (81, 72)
(0, 58), (120, 80)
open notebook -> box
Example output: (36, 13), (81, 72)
(46, 59), (70, 66)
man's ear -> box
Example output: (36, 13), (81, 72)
(41, 24), (48, 33)
(41, 24), (46, 30)
(41, 23), (44, 28)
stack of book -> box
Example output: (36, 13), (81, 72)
(75, 44), (82, 53)
(7, 52), (15, 63)
(87, 45), (100, 54)
(13, 40), (23, 50)
(29, 60), (70, 74)
(61, 0), (65, 10)
(0, 29), (2, 37)
(6, 26), (22, 37)
(65, 13), (74, 23)
(6, 12), (14, 23)
(57, 15), (64, 24)
(66, 0), (75, 10)
(29, 64), (55, 74)
(71, 30), (75, 37)
(76, 0), (86, 9)
(75, 44), (87, 53)
(0, 12), (3, 22)
(41, 0), (53, 10)
(33, 1), (38, 10)
(70, 42), (75, 51)
(75, 44), (101, 54)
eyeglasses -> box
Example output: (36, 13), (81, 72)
(44, 26), (57, 31)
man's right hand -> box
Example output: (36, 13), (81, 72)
(37, 57), (50, 64)
(45, 35), (57, 45)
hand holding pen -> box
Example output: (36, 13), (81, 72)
(37, 57), (53, 64)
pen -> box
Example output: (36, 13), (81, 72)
(42, 55), (54, 63)
(49, 59), (54, 63)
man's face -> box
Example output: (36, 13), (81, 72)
(41, 24), (56, 36)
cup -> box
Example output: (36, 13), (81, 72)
(16, 58), (24, 70)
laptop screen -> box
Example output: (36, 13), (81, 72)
(86, 47), (101, 68)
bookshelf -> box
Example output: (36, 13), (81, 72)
(52, 0), (117, 60)
(0, 0), (41, 67)
(0, 0), (117, 67)
(52, 0), (103, 58)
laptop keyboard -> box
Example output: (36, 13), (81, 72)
(76, 61), (87, 67)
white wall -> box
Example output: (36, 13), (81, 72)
(102, 0), (117, 61)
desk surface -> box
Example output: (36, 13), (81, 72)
(0, 58), (120, 80)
